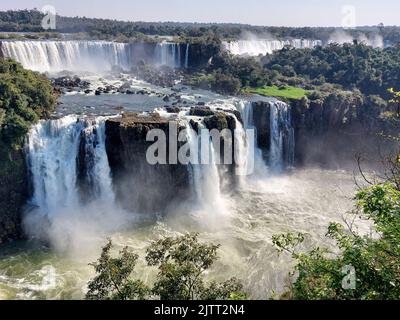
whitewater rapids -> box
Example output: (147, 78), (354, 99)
(0, 168), (370, 299)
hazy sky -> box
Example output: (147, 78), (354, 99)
(1, 0), (399, 27)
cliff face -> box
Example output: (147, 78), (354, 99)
(290, 93), (396, 168)
(0, 147), (29, 243)
(105, 113), (190, 214)
(187, 42), (221, 68)
(105, 110), (239, 213)
(251, 101), (271, 156)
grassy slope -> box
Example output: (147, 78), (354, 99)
(244, 86), (309, 100)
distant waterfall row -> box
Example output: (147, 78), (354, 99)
(223, 39), (322, 56)
(0, 40), (190, 73)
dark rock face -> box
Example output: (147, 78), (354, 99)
(105, 113), (190, 214)
(189, 106), (215, 117)
(0, 148), (29, 244)
(104, 111), (240, 213)
(290, 93), (396, 168)
(188, 42), (221, 68)
(251, 101), (271, 155)
(165, 106), (180, 113)
(52, 76), (90, 92)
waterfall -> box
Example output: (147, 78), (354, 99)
(269, 101), (295, 171)
(26, 116), (115, 215)
(223, 39), (322, 56)
(185, 121), (222, 207)
(237, 101), (269, 176)
(237, 100), (295, 173)
(155, 42), (187, 68)
(1, 40), (132, 73)
(184, 44), (190, 69)
(1, 40), (189, 72)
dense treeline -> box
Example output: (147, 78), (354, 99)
(1, 9), (400, 43)
(262, 42), (400, 98)
(0, 58), (55, 146)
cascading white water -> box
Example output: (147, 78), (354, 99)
(78, 119), (115, 203)
(236, 100), (269, 176)
(154, 42), (189, 68)
(1, 40), (191, 72)
(269, 101), (295, 171)
(223, 39), (322, 56)
(1, 41), (132, 73)
(185, 120), (222, 206)
(184, 44), (190, 69)
(26, 116), (115, 214)
(237, 100), (295, 173)
(233, 101), (257, 178)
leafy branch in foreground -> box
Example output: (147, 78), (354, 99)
(86, 240), (149, 300)
(273, 178), (400, 300)
(86, 233), (246, 300)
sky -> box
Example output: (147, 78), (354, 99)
(1, 0), (399, 27)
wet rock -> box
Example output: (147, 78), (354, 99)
(105, 113), (190, 214)
(52, 76), (90, 91)
(166, 106), (180, 113)
(189, 106), (214, 117)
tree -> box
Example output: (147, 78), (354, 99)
(273, 160), (400, 300)
(388, 87), (400, 117)
(86, 240), (149, 300)
(86, 234), (246, 300)
(0, 58), (56, 146)
(146, 233), (244, 300)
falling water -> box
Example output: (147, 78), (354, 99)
(223, 39), (322, 56)
(155, 42), (188, 68)
(269, 101), (295, 171)
(1, 40), (190, 72)
(26, 116), (115, 215)
(1, 41), (132, 73)
(186, 120), (222, 206)
(237, 100), (295, 173)
(237, 100), (269, 176)
(184, 44), (190, 69)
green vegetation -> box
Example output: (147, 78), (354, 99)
(2, 9), (400, 44)
(86, 233), (246, 300)
(262, 43), (400, 98)
(245, 85), (309, 100)
(0, 58), (56, 146)
(0, 58), (55, 243)
(273, 151), (400, 300)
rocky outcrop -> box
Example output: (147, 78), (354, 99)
(251, 101), (271, 155)
(105, 110), (240, 213)
(187, 42), (221, 68)
(290, 92), (397, 168)
(0, 147), (29, 244)
(105, 113), (190, 214)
